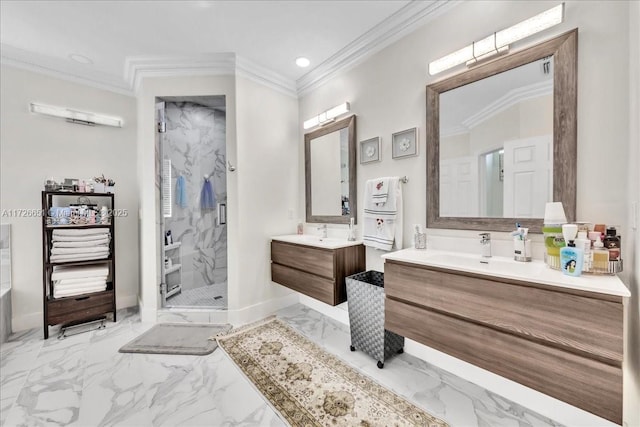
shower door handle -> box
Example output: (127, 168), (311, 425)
(216, 203), (226, 226)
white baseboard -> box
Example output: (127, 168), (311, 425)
(138, 295), (157, 323)
(117, 293), (138, 309)
(11, 311), (41, 333)
(299, 295), (613, 427)
(227, 293), (300, 325)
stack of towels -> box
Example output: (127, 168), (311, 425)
(51, 265), (108, 298)
(50, 228), (111, 263)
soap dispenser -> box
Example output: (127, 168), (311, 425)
(560, 224), (583, 276)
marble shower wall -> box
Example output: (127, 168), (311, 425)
(163, 102), (227, 292)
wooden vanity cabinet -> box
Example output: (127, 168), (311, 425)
(271, 241), (365, 306)
(384, 259), (624, 425)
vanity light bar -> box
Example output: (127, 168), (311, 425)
(303, 102), (350, 130)
(428, 3), (564, 75)
(29, 102), (123, 127)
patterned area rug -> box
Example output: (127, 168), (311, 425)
(217, 317), (449, 427)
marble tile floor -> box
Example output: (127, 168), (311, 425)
(166, 282), (227, 309)
(0, 304), (562, 427)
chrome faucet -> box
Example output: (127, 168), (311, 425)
(317, 224), (328, 238)
(479, 233), (492, 258)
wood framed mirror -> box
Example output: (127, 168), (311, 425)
(426, 29), (577, 233)
(305, 115), (357, 224)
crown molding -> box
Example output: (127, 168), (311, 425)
(440, 124), (469, 138)
(0, 44), (134, 96)
(125, 53), (237, 93)
(462, 79), (553, 129)
(125, 53), (297, 97)
(235, 56), (297, 98)
(296, 0), (462, 97)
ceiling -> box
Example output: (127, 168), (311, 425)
(0, 0), (456, 97)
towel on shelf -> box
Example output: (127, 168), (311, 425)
(52, 228), (110, 238)
(52, 237), (110, 248)
(176, 175), (188, 208)
(54, 279), (106, 290)
(52, 233), (111, 242)
(363, 177), (403, 251)
(201, 177), (216, 210)
(53, 283), (107, 298)
(54, 277), (108, 287)
(51, 245), (111, 255)
(371, 177), (391, 206)
(52, 265), (109, 281)
(50, 252), (110, 263)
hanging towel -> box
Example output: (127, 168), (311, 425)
(363, 177), (403, 251)
(175, 175), (188, 208)
(371, 177), (391, 206)
(201, 177), (216, 210)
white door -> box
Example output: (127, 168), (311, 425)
(440, 156), (478, 217)
(503, 135), (552, 218)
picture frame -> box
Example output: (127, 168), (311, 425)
(392, 127), (418, 159)
(360, 137), (381, 164)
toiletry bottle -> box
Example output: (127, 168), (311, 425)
(592, 237), (610, 271)
(560, 241), (583, 276)
(297, 220), (304, 235)
(603, 227), (621, 261)
(575, 231), (592, 272)
(347, 217), (356, 241)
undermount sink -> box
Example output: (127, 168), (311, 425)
(423, 253), (544, 276)
(271, 234), (362, 250)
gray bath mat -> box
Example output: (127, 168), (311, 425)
(119, 323), (232, 355)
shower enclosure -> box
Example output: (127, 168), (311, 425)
(155, 96), (227, 309)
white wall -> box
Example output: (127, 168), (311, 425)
(0, 65), (139, 331)
(298, 1), (637, 425)
(234, 76), (300, 310)
(137, 74), (299, 320)
(625, 2), (640, 427)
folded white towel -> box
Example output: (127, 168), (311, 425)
(50, 252), (109, 263)
(52, 265), (109, 281)
(53, 285), (107, 299)
(53, 228), (110, 238)
(363, 177), (403, 251)
(371, 177), (391, 206)
(52, 237), (110, 248)
(54, 279), (106, 290)
(52, 233), (111, 242)
(54, 277), (108, 286)
(51, 245), (111, 255)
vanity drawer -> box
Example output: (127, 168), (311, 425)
(271, 263), (335, 305)
(271, 241), (334, 279)
(47, 290), (114, 325)
(384, 261), (623, 365)
(385, 298), (622, 425)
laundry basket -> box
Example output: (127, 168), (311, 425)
(346, 271), (404, 368)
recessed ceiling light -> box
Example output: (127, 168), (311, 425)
(295, 57), (310, 68)
(69, 54), (93, 65)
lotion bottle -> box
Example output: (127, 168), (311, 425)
(560, 224), (583, 276)
(574, 231), (592, 272)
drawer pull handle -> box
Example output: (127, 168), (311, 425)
(75, 296), (90, 301)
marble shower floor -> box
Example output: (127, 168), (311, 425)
(0, 304), (563, 427)
(166, 282), (227, 308)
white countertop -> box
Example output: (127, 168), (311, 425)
(271, 234), (363, 250)
(382, 248), (631, 298)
